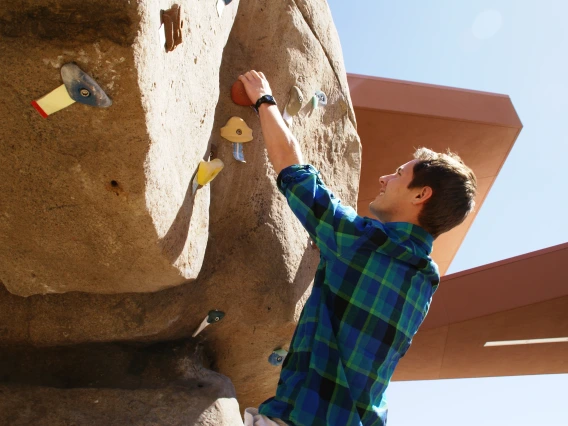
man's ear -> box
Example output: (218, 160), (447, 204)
(412, 186), (433, 205)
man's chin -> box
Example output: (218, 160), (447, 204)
(368, 203), (382, 221)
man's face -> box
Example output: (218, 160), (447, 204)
(369, 159), (419, 223)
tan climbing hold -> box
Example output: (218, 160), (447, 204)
(220, 117), (253, 143)
(285, 86), (304, 117)
(197, 158), (224, 186)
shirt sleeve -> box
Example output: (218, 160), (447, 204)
(277, 164), (375, 259)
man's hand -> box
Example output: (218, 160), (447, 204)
(238, 70), (272, 105)
(238, 70), (303, 173)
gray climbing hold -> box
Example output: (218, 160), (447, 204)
(60, 63), (112, 107)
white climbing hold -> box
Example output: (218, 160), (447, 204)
(216, 0), (232, 17)
(313, 90), (327, 109)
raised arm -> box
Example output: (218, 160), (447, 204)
(238, 71), (304, 174)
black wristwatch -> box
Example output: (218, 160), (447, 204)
(254, 94), (277, 111)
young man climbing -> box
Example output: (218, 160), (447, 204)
(238, 70), (477, 426)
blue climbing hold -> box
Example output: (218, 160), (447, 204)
(268, 349), (288, 366)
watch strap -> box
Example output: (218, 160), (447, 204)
(254, 95), (277, 111)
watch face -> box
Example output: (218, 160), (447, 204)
(256, 95), (277, 109)
(261, 95), (276, 104)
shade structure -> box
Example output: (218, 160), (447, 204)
(348, 73), (523, 275)
(393, 242), (568, 380)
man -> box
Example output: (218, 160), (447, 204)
(238, 71), (477, 426)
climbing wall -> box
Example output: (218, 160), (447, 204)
(0, 0), (360, 422)
(0, 0), (237, 296)
(201, 0), (361, 407)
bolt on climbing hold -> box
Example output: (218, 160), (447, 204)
(209, 143), (219, 160)
(31, 63), (112, 118)
(282, 86), (304, 124)
(311, 90), (327, 110)
(160, 4), (184, 52)
(192, 310), (225, 337)
(216, 0), (233, 17)
(268, 349), (288, 367)
(309, 238), (319, 251)
(231, 79), (253, 106)
(221, 117), (253, 143)
(221, 116), (253, 163)
(192, 158), (224, 194)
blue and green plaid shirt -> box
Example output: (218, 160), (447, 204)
(259, 165), (440, 426)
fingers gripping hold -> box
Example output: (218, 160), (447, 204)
(238, 70), (272, 105)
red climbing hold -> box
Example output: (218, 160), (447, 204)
(231, 79), (253, 106)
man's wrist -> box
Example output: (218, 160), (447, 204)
(258, 103), (277, 110)
(255, 94), (277, 111)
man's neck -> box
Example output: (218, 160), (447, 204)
(373, 213), (421, 228)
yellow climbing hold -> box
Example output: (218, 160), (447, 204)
(197, 158), (224, 186)
(32, 84), (75, 118)
(220, 116), (253, 143)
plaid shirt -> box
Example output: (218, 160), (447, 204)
(259, 165), (440, 426)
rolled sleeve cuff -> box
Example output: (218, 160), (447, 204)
(276, 164), (319, 194)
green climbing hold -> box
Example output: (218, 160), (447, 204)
(192, 309), (225, 337)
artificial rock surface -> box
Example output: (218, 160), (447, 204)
(0, 0), (360, 416)
(0, 0), (239, 296)
(1, 386), (242, 426)
(0, 341), (242, 426)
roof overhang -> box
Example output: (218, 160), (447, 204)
(348, 73), (523, 275)
(393, 242), (568, 380)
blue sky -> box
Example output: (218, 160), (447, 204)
(327, 1), (567, 425)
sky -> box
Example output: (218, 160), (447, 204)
(326, 1), (567, 425)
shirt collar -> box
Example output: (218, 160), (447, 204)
(384, 222), (434, 254)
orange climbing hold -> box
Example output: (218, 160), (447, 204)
(231, 79), (253, 106)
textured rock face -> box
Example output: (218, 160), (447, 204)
(0, 341), (242, 426)
(0, 0), (360, 417)
(198, 0), (360, 408)
(1, 387), (242, 426)
(0, 0), (239, 296)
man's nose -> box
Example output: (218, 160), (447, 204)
(379, 175), (388, 186)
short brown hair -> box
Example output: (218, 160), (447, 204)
(409, 148), (477, 238)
